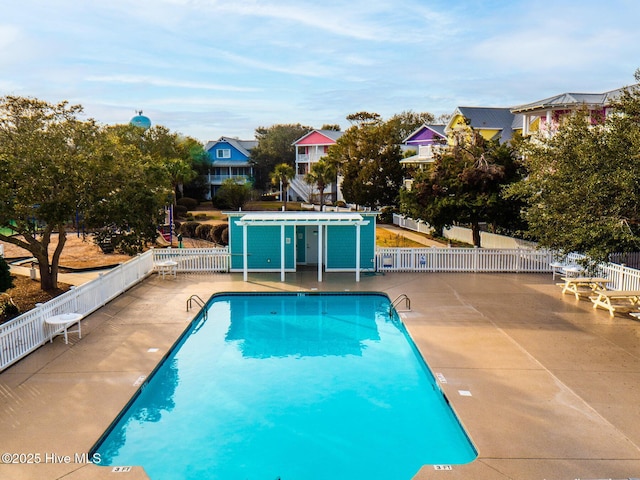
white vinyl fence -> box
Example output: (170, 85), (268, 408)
(0, 251), (155, 372)
(565, 252), (640, 291)
(0, 247), (229, 371)
(376, 247), (554, 273)
(4, 241), (640, 372)
(392, 214), (433, 235)
(391, 213), (537, 249)
(153, 247), (229, 272)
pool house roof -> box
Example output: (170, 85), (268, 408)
(232, 211), (371, 226)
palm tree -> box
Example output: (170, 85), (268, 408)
(305, 159), (336, 209)
(270, 163), (295, 210)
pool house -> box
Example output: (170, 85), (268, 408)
(226, 211), (377, 282)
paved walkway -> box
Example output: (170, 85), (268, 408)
(1, 271), (640, 479)
(9, 264), (105, 286)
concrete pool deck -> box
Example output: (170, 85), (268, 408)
(1, 271), (640, 479)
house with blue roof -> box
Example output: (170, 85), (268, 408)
(445, 107), (523, 144)
(203, 136), (257, 198)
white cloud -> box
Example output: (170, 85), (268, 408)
(85, 75), (260, 93)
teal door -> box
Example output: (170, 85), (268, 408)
(296, 226), (306, 263)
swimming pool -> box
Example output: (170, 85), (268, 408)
(92, 292), (476, 479)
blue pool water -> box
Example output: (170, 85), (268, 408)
(92, 292), (476, 479)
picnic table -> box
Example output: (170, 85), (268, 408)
(550, 262), (584, 279)
(590, 290), (640, 317)
(559, 276), (609, 300)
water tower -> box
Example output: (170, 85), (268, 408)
(130, 110), (151, 130)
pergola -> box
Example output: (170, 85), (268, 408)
(234, 211), (370, 282)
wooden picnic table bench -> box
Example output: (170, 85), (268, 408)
(558, 277), (610, 300)
(590, 290), (640, 317)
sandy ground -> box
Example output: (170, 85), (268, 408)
(1, 234), (133, 269)
(0, 233), (218, 269)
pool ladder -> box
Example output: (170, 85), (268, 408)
(186, 294), (206, 316)
(390, 294), (411, 316)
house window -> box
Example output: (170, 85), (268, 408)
(216, 149), (231, 159)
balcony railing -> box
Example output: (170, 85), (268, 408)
(207, 175), (251, 184)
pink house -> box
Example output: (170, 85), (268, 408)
(291, 129), (343, 202)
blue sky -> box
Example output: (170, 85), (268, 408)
(3, 0), (639, 143)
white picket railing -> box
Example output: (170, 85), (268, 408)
(3, 242), (640, 372)
(0, 251), (155, 372)
(0, 247), (233, 372)
(375, 247), (554, 273)
(153, 247), (230, 272)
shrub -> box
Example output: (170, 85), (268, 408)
(176, 197), (198, 211)
(179, 221), (200, 238)
(260, 193), (278, 201)
(0, 257), (14, 293)
(0, 297), (19, 318)
(378, 206), (397, 224)
(209, 223), (227, 244)
(220, 226), (229, 246)
(174, 205), (188, 218)
(335, 200), (347, 208)
(195, 223), (213, 240)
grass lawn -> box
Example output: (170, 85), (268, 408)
(376, 229), (427, 248)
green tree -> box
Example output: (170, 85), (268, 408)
(86, 126), (172, 255)
(0, 257), (14, 293)
(305, 158), (337, 208)
(107, 124), (202, 202)
(506, 73), (640, 262)
(250, 123), (311, 190)
(402, 128), (524, 247)
(0, 96), (173, 289)
(326, 114), (404, 208)
(216, 178), (253, 211)
(270, 163), (296, 210)
(386, 110), (435, 143)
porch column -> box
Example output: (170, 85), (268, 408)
(280, 224), (286, 282)
(242, 223), (248, 282)
(317, 224), (323, 282)
(355, 223), (361, 282)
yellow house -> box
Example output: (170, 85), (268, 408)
(444, 106), (523, 145)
